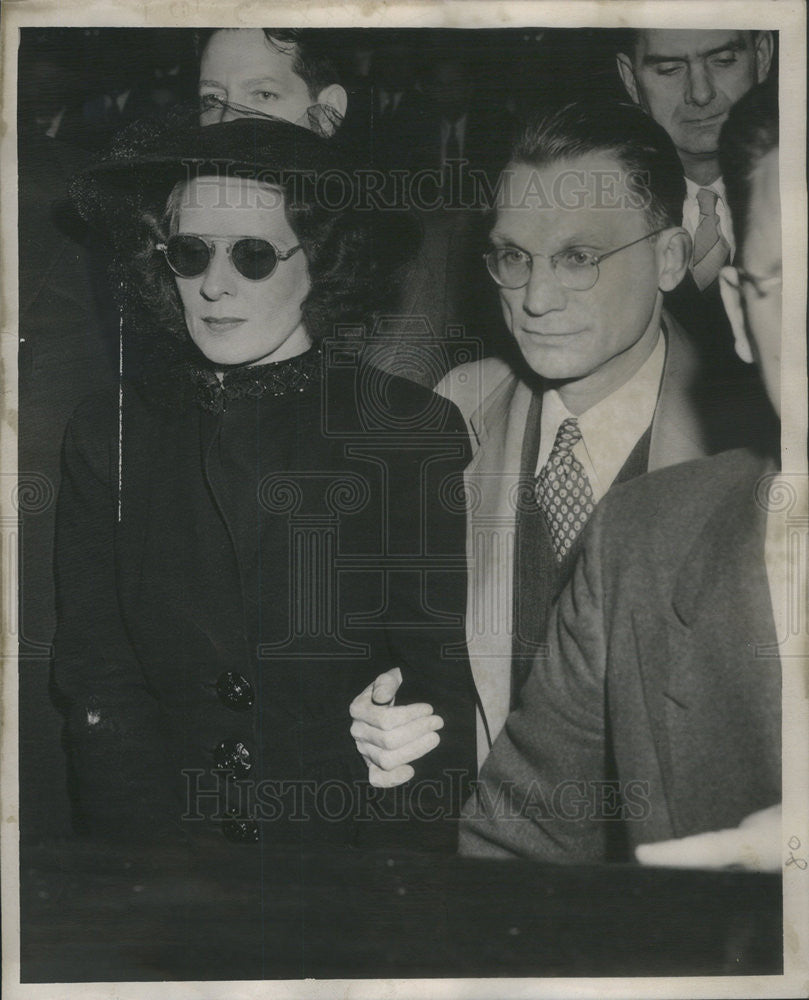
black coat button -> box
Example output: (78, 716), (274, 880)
(212, 739), (252, 777)
(216, 672), (255, 711)
(222, 809), (259, 844)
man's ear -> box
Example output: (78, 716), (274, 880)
(316, 84), (348, 123)
(754, 31), (775, 83)
(616, 53), (640, 105)
(719, 265), (754, 363)
(656, 227), (691, 292)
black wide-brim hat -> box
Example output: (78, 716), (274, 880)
(70, 114), (421, 263)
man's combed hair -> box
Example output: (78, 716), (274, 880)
(615, 28), (770, 62)
(510, 100), (686, 229)
(720, 81), (779, 257)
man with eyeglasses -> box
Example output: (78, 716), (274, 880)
(350, 100), (756, 784)
(459, 82), (786, 866)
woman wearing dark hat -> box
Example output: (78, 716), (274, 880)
(54, 115), (475, 850)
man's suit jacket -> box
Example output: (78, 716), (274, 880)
(436, 312), (765, 763)
(459, 448), (781, 861)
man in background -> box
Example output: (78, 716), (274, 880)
(616, 29), (776, 454)
(616, 29), (773, 292)
(197, 28), (347, 134)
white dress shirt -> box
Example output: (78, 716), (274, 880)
(682, 176), (736, 262)
(535, 333), (666, 502)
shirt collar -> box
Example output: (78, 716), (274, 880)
(685, 175), (727, 203)
(538, 332), (665, 499)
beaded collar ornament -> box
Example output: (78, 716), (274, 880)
(186, 342), (323, 414)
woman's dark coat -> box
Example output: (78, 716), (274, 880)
(52, 348), (476, 849)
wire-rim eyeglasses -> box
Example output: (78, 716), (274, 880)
(483, 228), (668, 291)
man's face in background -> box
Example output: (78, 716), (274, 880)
(199, 29), (346, 131)
(617, 31), (772, 173)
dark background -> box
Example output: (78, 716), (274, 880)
(18, 26), (627, 140)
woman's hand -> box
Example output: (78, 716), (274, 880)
(349, 668), (445, 788)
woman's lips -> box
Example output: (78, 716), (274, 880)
(201, 317), (246, 332)
(683, 112), (725, 127)
(521, 328), (580, 338)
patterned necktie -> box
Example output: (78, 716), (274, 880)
(535, 417), (595, 563)
(691, 187), (731, 291)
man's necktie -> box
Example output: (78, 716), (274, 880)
(691, 187), (731, 292)
(535, 417), (595, 563)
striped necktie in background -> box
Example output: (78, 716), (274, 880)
(691, 187), (731, 291)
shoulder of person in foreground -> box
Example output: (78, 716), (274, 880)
(459, 447), (776, 862)
(594, 446), (770, 560)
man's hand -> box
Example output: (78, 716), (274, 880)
(349, 667), (444, 788)
(635, 804), (782, 872)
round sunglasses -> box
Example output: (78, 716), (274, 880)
(156, 234), (302, 281)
